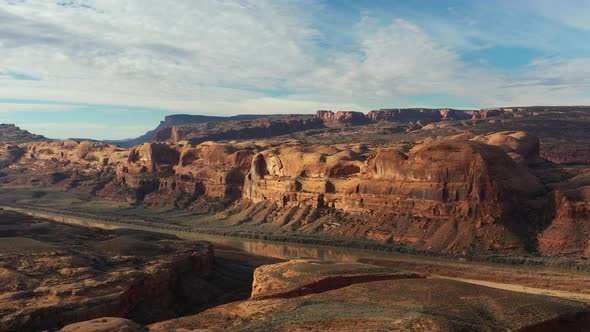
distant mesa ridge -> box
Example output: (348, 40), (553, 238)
(133, 106), (548, 145)
(113, 114), (277, 147)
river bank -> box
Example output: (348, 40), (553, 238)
(3, 202), (590, 303)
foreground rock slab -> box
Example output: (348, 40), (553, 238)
(59, 317), (147, 332)
(151, 260), (590, 332)
(251, 259), (424, 300)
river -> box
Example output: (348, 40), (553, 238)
(4, 204), (590, 303)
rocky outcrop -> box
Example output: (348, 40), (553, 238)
(59, 318), (147, 332)
(315, 109), (474, 128)
(125, 143), (180, 173)
(24, 140), (127, 167)
(539, 169), (590, 256)
(0, 140), (126, 191)
(540, 146), (590, 164)
(367, 108), (472, 123)
(150, 260), (590, 332)
(0, 144), (25, 168)
(241, 133), (547, 254)
(470, 107), (531, 120)
(0, 210), (215, 332)
(316, 110), (370, 127)
(250, 259), (424, 300)
(471, 131), (541, 165)
(113, 141), (254, 205)
(244, 133), (543, 221)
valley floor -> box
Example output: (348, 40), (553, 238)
(1, 186), (589, 304)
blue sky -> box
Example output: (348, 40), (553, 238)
(1, 0), (589, 139)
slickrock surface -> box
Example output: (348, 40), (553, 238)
(150, 260), (590, 331)
(59, 317), (147, 332)
(0, 210), (214, 332)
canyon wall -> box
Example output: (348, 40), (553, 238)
(1, 130), (589, 257)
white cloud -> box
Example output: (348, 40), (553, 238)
(289, 19), (463, 101)
(517, 0), (590, 31)
(0, 0), (322, 112)
(0, 0), (589, 127)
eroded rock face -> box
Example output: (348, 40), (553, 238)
(0, 145), (25, 168)
(540, 146), (590, 164)
(0, 210), (215, 332)
(316, 110), (370, 127)
(59, 318), (147, 332)
(315, 109), (475, 128)
(240, 134), (549, 254)
(113, 141), (254, 205)
(471, 131), (541, 165)
(0, 140), (127, 191)
(540, 170), (590, 256)
(469, 107), (531, 120)
(25, 140), (127, 165)
(244, 135), (543, 220)
(367, 108), (472, 123)
(250, 259), (424, 300)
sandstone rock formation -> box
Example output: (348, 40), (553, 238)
(250, 259), (424, 300)
(316, 110), (370, 127)
(469, 107), (531, 120)
(471, 131), (541, 165)
(242, 132), (545, 253)
(113, 141), (255, 205)
(0, 144), (25, 169)
(540, 146), (590, 164)
(0, 210), (215, 332)
(367, 108), (472, 123)
(540, 169), (590, 256)
(59, 318), (147, 332)
(315, 108), (474, 128)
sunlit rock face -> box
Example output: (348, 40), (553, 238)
(316, 110), (370, 127)
(244, 132), (543, 220)
(113, 141), (254, 205)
